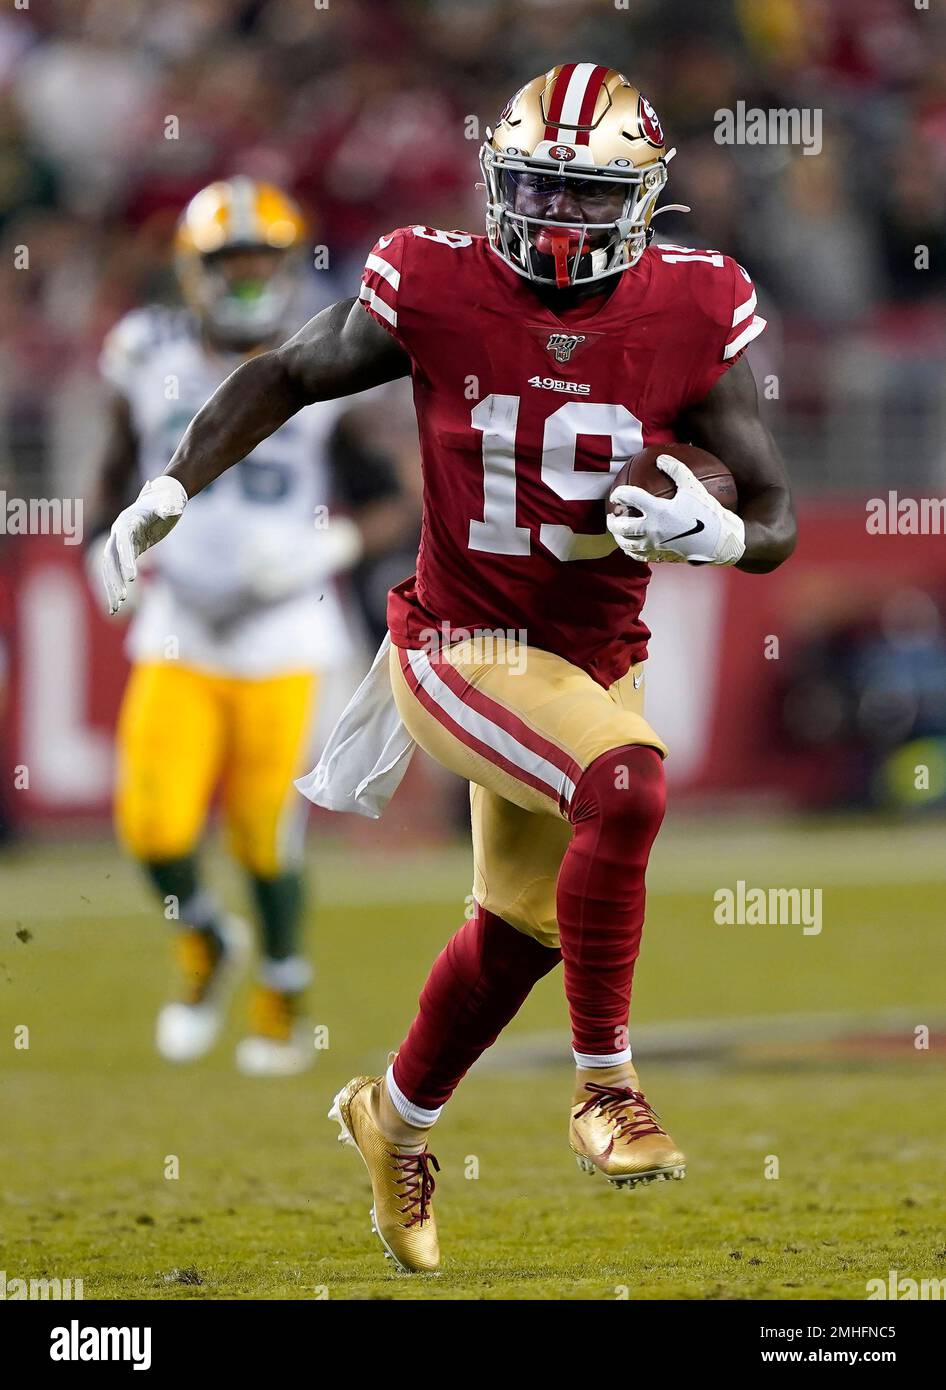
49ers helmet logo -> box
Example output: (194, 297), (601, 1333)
(638, 95), (664, 146)
(546, 332), (586, 363)
(498, 83), (529, 124)
(548, 144), (576, 162)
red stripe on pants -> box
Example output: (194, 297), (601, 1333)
(397, 646), (563, 807)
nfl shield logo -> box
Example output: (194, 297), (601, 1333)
(546, 332), (586, 364)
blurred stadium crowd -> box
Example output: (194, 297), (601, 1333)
(1, 0), (944, 499)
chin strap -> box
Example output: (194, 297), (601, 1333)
(649, 203), (692, 220)
(645, 204), (692, 248)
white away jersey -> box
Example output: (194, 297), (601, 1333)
(100, 306), (355, 676)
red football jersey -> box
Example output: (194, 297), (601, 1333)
(360, 227), (765, 688)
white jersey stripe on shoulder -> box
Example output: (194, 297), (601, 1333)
(405, 648), (577, 805)
(365, 253), (400, 291)
(554, 62), (598, 141)
(724, 314), (766, 359)
(359, 284), (397, 327)
(731, 290), (757, 328)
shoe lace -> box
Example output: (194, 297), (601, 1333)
(392, 1149), (440, 1228)
(576, 1083), (667, 1144)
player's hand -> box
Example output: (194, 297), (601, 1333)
(85, 532), (140, 618)
(607, 453), (746, 566)
(241, 515), (364, 602)
(102, 476), (187, 614)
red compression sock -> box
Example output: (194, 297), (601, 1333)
(556, 744), (666, 1058)
(392, 906), (561, 1110)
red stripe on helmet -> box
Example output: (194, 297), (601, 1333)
(573, 64), (609, 144)
(543, 62), (578, 142)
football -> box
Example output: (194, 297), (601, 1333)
(608, 443), (738, 516)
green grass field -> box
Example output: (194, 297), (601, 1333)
(2, 817), (945, 1301)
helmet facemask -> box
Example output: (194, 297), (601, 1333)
(481, 143), (670, 289)
(187, 247), (300, 349)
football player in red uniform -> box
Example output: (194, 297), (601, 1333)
(103, 66), (796, 1274)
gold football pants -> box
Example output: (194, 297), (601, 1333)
(115, 662), (318, 876)
(390, 636), (667, 949)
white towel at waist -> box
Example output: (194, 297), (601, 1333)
(295, 633), (416, 819)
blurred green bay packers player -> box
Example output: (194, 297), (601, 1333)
(92, 178), (408, 1075)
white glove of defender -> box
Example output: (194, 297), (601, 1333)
(607, 453), (745, 566)
(86, 532), (142, 617)
(240, 516), (364, 601)
(102, 475), (188, 614)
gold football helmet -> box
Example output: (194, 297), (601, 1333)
(175, 177), (307, 346)
(481, 65), (680, 289)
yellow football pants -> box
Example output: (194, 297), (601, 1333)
(115, 662), (318, 877)
(390, 636), (667, 949)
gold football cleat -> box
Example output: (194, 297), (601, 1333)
(156, 917), (250, 1063)
(235, 984), (312, 1077)
(328, 1076), (440, 1274)
(245, 983), (298, 1042)
(175, 926), (225, 1006)
(569, 1068), (686, 1189)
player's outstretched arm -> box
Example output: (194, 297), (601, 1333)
(102, 298), (410, 613)
(680, 356), (797, 574)
(166, 296), (410, 498)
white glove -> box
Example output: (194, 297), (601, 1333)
(607, 453), (745, 566)
(86, 532), (142, 617)
(240, 515), (364, 602)
(102, 476), (188, 614)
